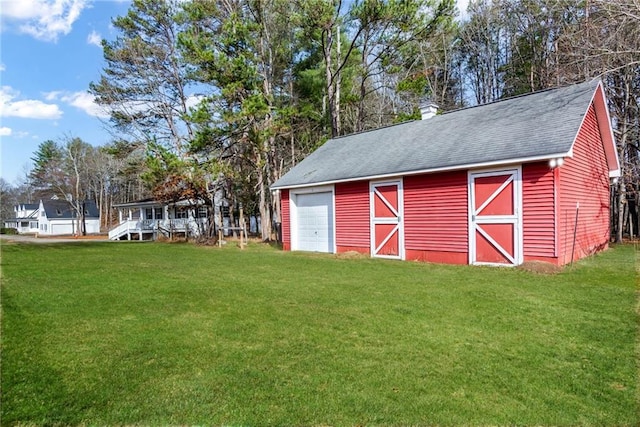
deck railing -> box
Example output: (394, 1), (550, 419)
(109, 218), (206, 240)
(108, 220), (138, 240)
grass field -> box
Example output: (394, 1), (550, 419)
(0, 240), (637, 425)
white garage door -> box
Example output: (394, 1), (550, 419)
(51, 222), (74, 235)
(295, 192), (334, 253)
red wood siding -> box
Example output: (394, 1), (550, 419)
(280, 189), (290, 250)
(558, 104), (610, 264)
(404, 171), (468, 259)
(335, 181), (370, 252)
(405, 249), (468, 264)
(522, 162), (556, 259)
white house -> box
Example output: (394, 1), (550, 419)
(4, 203), (40, 234)
(37, 199), (101, 236)
(108, 196), (263, 241)
(109, 198), (210, 240)
(5, 200), (101, 236)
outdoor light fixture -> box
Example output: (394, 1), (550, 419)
(549, 157), (565, 168)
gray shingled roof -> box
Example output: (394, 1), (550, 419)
(18, 203), (39, 210)
(42, 200), (100, 219)
(272, 80), (599, 189)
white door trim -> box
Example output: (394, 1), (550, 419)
(468, 167), (523, 266)
(370, 179), (404, 260)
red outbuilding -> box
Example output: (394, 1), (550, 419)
(271, 80), (620, 266)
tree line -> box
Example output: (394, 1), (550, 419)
(2, 0), (638, 241)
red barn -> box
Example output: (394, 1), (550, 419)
(271, 80), (620, 266)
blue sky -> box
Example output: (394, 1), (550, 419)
(0, 0), (469, 186)
(0, 0), (131, 185)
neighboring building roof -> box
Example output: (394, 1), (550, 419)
(17, 203), (39, 210)
(112, 198), (159, 209)
(5, 204), (38, 223)
(113, 198), (210, 209)
(15, 206), (39, 219)
(272, 79), (619, 189)
(41, 200), (100, 219)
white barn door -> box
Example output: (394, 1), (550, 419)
(370, 180), (404, 259)
(469, 168), (522, 266)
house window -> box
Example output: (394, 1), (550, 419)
(197, 207), (208, 218)
(174, 209), (188, 219)
(140, 207), (164, 219)
(30, 221), (38, 229)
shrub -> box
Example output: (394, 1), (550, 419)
(0, 227), (18, 235)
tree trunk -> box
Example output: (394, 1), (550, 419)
(617, 180), (625, 242)
(324, 26), (340, 138)
(335, 24), (341, 136)
(257, 156), (272, 241)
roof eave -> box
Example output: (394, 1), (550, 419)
(112, 198), (207, 209)
(564, 81), (620, 178)
(112, 201), (164, 209)
(585, 81), (621, 176)
(271, 152), (570, 190)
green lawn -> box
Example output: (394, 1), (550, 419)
(1, 241), (637, 426)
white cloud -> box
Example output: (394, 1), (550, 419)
(0, 127), (12, 136)
(186, 94), (205, 110)
(63, 91), (109, 118)
(43, 90), (63, 101)
(4, 130), (31, 139)
(87, 30), (102, 47)
(47, 90), (109, 118)
(0, 0), (89, 42)
(0, 64), (5, 72)
(0, 86), (63, 119)
(2, 99), (63, 119)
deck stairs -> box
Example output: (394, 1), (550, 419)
(108, 219), (192, 241)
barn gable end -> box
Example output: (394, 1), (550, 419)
(558, 104), (611, 263)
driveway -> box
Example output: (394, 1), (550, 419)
(0, 234), (110, 244)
